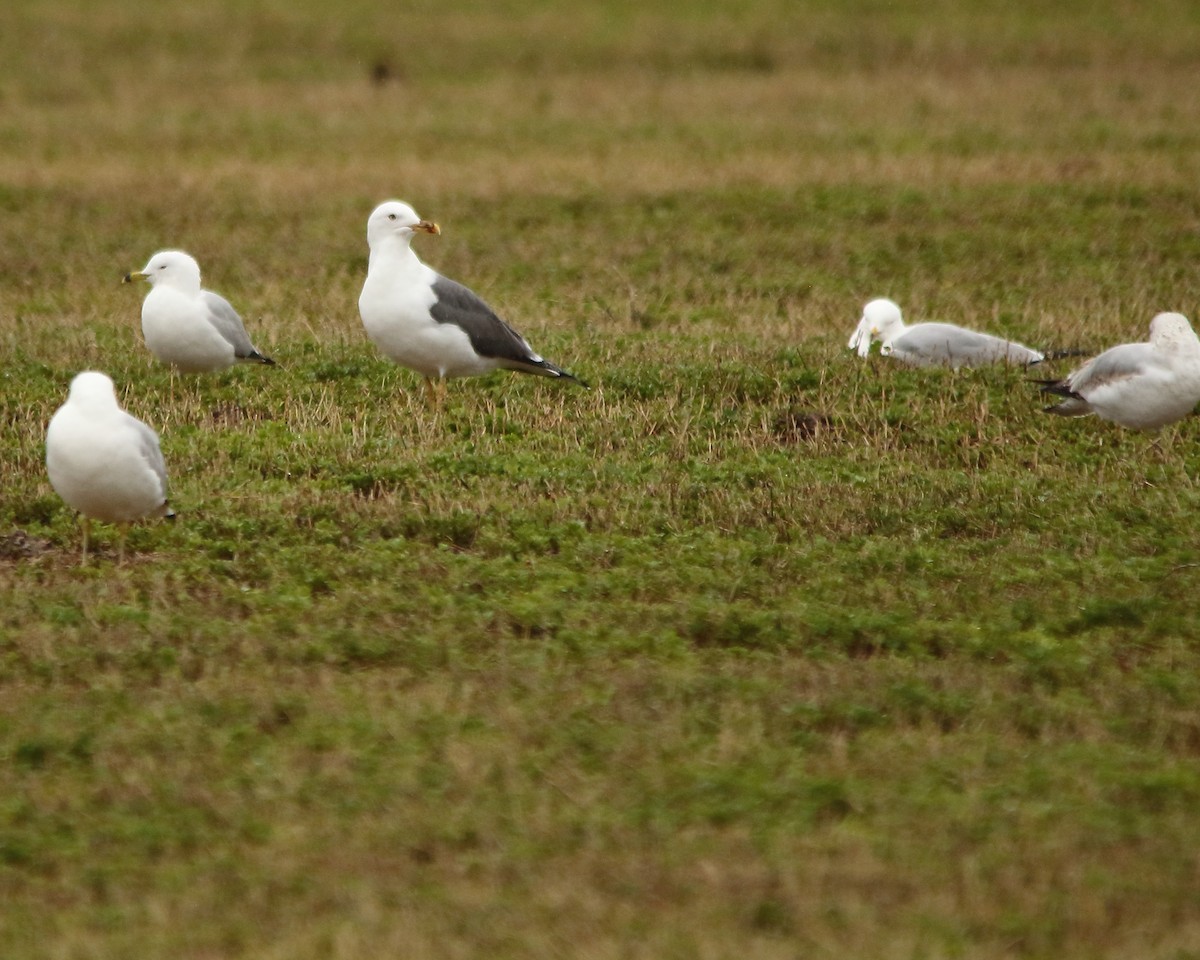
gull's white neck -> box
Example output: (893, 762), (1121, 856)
(368, 234), (423, 273)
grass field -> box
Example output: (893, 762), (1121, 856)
(3, 1), (1200, 957)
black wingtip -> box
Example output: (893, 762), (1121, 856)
(251, 352), (277, 366)
(535, 358), (588, 388)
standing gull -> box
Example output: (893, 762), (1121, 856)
(358, 200), (584, 406)
(45, 371), (175, 564)
(1038, 312), (1200, 430)
(848, 298), (1045, 368)
(124, 250), (275, 372)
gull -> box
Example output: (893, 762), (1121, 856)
(45, 372), (175, 564)
(1038, 312), (1200, 430)
(124, 250), (275, 372)
(358, 200), (584, 406)
(848, 298), (1045, 367)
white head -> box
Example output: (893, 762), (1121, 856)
(126, 250), (202, 294)
(1148, 311), (1198, 351)
(66, 371), (121, 413)
(848, 298), (906, 357)
(366, 200), (441, 250)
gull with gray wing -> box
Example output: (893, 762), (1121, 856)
(125, 250), (275, 373)
(45, 371), (175, 564)
(358, 200), (584, 406)
(1038, 312), (1200, 430)
(849, 298), (1045, 368)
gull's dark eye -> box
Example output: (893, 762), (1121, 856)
(159, 264), (166, 270)
(387, 213), (397, 221)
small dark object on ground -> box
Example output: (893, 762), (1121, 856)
(773, 407), (834, 441)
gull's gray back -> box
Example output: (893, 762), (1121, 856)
(131, 417), (169, 496)
(428, 276), (540, 365)
(202, 291), (258, 359)
(891, 323), (1043, 368)
(1068, 342), (1159, 393)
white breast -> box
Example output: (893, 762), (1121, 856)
(142, 287), (236, 373)
(359, 261), (496, 379)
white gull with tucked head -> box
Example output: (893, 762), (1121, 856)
(358, 200), (583, 405)
(45, 371), (175, 564)
(125, 250), (275, 373)
(849, 298), (1044, 368)
(1039, 312), (1200, 430)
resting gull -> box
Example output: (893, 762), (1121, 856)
(45, 371), (175, 564)
(848, 298), (1045, 368)
(1038, 312), (1200, 430)
(124, 251), (275, 372)
(358, 200), (584, 406)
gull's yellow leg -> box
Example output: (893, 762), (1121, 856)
(80, 516), (91, 567)
(117, 522), (131, 565)
(422, 377), (438, 408)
